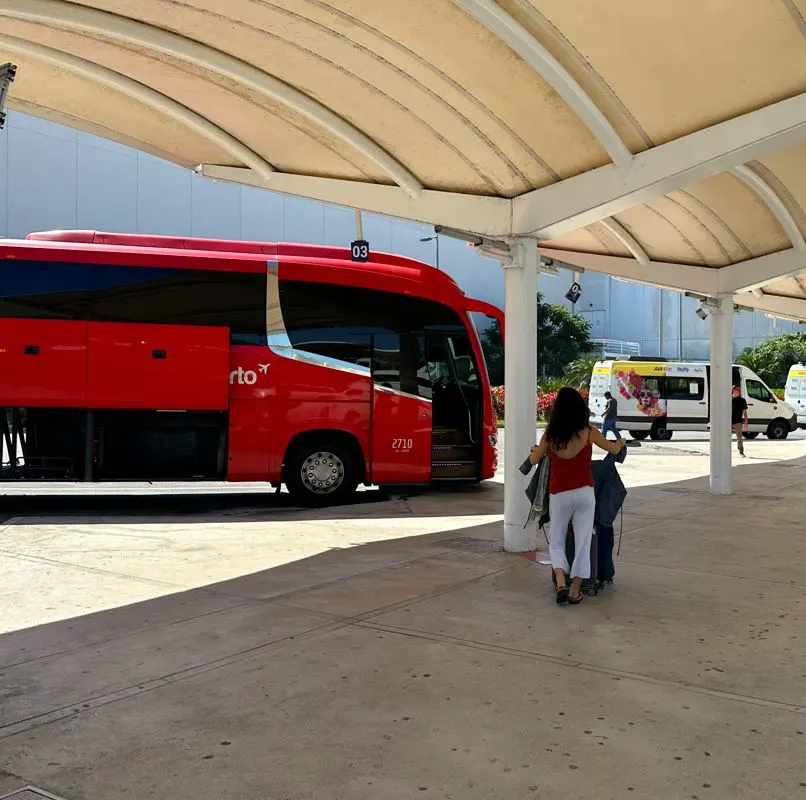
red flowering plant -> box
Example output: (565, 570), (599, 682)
(491, 386), (506, 422)
(490, 387), (589, 422)
(536, 390), (557, 420)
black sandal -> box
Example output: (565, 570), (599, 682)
(569, 593), (584, 605)
(556, 586), (570, 605)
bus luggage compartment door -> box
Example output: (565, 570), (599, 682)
(227, 398), (271, 481)
(0, 319), (88, 406)
(87, 322), (230, 410)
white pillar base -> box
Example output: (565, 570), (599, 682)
(502, 238), (539, 552)
(709, 295), (734, 495)
(503, 522), (536, 553)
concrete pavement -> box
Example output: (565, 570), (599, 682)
(0, 442), (804, 799)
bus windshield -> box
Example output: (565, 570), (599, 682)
(426, 333), (478, 388)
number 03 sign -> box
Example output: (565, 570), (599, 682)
(351, 239), (370, 262)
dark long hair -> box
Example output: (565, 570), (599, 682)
(545, 387), (590, 451)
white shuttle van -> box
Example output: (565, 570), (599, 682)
(784, 364), (806, 428)
(589, 359), (796, 441)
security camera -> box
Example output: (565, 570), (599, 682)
(695, 303), (709, 321)
(0, 63), (17, 132)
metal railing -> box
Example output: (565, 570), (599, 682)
(590, 339), (641, 357)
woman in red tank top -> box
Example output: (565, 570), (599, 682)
(529, 387), (624, 605)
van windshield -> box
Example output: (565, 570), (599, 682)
(746, 379), (775, 403)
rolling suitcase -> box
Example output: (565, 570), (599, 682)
(550, 522), (601, 596)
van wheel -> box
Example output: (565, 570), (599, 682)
(285, 436), (359, 506)
(650, 421), (673, 441)
(628, 430), (649, 440)
(766, 419), (789, 440)
(742, 431), (759, 439)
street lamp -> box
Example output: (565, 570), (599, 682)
(420, 235), (440, 270)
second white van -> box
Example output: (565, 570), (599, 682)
(784, 364), (806, 429)
(590, 359), (797, 441)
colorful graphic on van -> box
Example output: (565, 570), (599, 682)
(616, 368), (666, 417)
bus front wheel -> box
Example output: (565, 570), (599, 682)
(628, 430), (649, 440)
(285, 435), (361, 506)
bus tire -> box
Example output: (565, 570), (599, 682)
(284, 433), (362, 506)
(766, 419), (789, 440)
(742, 431), (759, 439)
(649, 421), (673, 441)
(628, 430), (649, 440)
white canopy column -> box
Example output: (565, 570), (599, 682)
(503, 238), (538, 552)
(709, 295), (734, 495)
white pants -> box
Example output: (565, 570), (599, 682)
(548, 486), (596, 579)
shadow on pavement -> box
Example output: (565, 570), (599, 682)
(1, 456), (805, 799)
(0, 481), (502, 525)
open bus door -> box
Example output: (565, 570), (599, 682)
(370, 333), (433, 485)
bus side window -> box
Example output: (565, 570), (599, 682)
(0, 260), (88, 320)
(280, 280), (374, 367)
(0, 260), (268, 345)
(81, 264), (268, 344)
(279, 279), (468, 382)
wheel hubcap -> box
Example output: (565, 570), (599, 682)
(301, 451), (345, 495)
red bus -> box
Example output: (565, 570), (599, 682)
(0, 230), (502, 504)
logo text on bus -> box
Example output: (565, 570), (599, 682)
(229, 364), (269, 385)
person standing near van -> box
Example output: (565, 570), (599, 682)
(601, 391), (621, 440)
(732, 385), (749, 457)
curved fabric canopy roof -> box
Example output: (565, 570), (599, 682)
(3, 0), (806, 318)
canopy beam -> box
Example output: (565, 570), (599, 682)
(540, 248), (719, 295)
(719, 247), (806, 294)
(599, 218), (650, 265)
(198, 164), (510, 237)
(513, 92), (806, 239)
(729, 164), (805, 251)
(0, 34), (275, 182)
(0, 0), (423, 196)
(453, 0), (633, 169)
